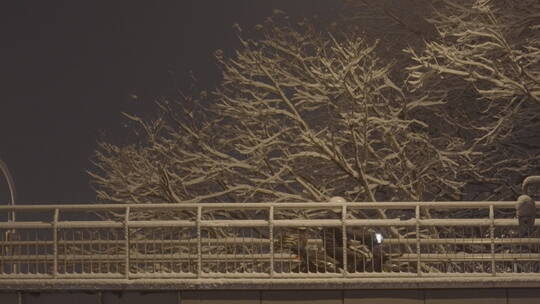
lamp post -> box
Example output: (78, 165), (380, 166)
(0, 156), (16, 274)
(0, 156), (16, 221)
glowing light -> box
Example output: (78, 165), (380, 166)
(375, 233), (383, 244)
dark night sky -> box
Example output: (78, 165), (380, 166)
(0, 1), (336, 204)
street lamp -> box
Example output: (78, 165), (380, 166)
(0, 156), (17, 274)
(0, 156), (16, 221)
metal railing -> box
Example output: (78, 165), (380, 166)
(0, 201), (538, 280)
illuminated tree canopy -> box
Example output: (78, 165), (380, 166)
(90, 0), (540, 205)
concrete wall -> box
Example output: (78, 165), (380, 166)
(2, 289), (540, 304)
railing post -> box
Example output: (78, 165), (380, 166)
(124, 206), (130, 279)
(489, 204), (495, 276)
(415, 204), (421, 276)
(269, 205), (274, 278)
(196, 206), (202, 278)
(53, 208), (59, 278)
(342, 204), (347, 277)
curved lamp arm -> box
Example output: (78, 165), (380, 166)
(0, 156), (16, 221)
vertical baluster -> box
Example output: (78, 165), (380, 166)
(34, 230), (38, 275)
(286, 230), (291, 273)
(168, 229), (173, 274)
(266, 208), (272, 275)
(78, 230), (82, 274)
(143, 228), (148, 274)
(211, 230), (215, 273)
(385, 229), (390, 273)
(314, 228), (318, 274)
(1, 227), (4, 275)
(72, 229), (77, 275)
(53, 209), (59, 278)
(361, 229), (366, 272)
(124, 207), (130, 279)
(323, 229), (327, 273)
(462, 227), (466, 273)
(489, 205), (495, 276)
(178, 229), (182, 274)
(305, 228), (310, 274)
(352, 230), (357, 273)
(342, 205), (347, 277)
(97, 229), (101, 275)
(159, 215), (164, 273)
(81, 229), (86, 274)
(89, 230), (94, 275)
(296, 229), (300, 274)
(186, 230), (191, 274)
(196, 206), (202, 278)
(152, 229), (156, 273)
(21, 229), (25, 274)
(12, 228), (17, 275)
(233, 228), (238, 273)
(280, 232), (285, 273)
(72, 230), (77, 274)
(416, 205), (421, 276)
(251, 231), (256, 273)
(63, 230), (67, 275)
(332, 227), (336, 273)
(69, 230), (74, 274)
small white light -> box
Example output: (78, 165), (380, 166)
(375, 233), (383, 244)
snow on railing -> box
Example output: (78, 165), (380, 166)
(0, 201), (538, 280)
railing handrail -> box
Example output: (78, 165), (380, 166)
(0, 200), (523, 211)
(0, 218), (536, 229)
(1, 199), (538, 283)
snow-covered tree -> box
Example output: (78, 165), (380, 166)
(87, 0), (539, 273)
(406, 0), (540, 200)
(90, 8), (468, 207)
